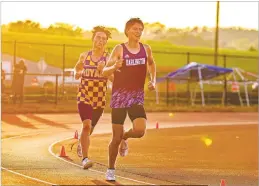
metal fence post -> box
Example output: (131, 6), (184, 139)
(62, 44), (66, 95)
(13, 40), (17, 66)
(186, 52), (190, 105)
(55, 74), (58, 105)
(223, 55), (228, 106)
(214, 1), (220, 66)
(166, 77), (169, 106)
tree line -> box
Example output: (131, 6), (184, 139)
(2, 20), (257, 51)
(2, 19), (257, 37)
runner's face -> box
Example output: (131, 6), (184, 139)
(127, 23), (143, 41)
(93, 32), (107, 49)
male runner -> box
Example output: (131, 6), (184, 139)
(102, 18), (156, 181)
(75, 26), (113, 169)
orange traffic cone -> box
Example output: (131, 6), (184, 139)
(59, 146), (68, 157)
(220, 179), (226, 186)
(156, 122), (159, 129)
(74, 130), (78, 139)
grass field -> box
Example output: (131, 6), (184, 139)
(2, 101), (258, 114)
(2, 32), (258, 74)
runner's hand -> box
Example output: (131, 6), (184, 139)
(148, 81), (156, 91)
(97, 61), (105, 72)
(75, 72), (82, 80)
(113, 59), (124, 71)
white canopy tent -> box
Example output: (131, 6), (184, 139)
(202, 67), (258, 106)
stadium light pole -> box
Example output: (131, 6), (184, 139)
(214, 1), (220, 66)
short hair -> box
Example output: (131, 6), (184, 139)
(124, 18), (144, 37)
(91, 26), (112, 40)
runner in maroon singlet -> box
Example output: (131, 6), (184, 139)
(102, 18), (157, 181)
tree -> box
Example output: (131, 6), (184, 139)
(105, 27), (119, 34)
(202, 26), (208, 32)
(143, 21), (166, 35)
(8, 20), (42, 33)
(1, 24), (9, 32)
(249, 45), (257, 51)
(46, 22), (83, 36)
(191, 26), (199, 33)
(74, 27), (83, 36)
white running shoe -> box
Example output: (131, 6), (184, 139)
(119, 139), (128, 157)
(82, 158), (93, 169)
(105, 169), (116, 181)
(77, 143), (83, 157)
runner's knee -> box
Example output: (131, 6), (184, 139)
(134, 129), (145, 138)
(132, 118), (146, 138)
(111, 136), (122, 146)
(82, 120), (92, 133)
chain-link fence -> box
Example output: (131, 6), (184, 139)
(1, 73), (258, 106)
(1, 41), (258, 107)
(2, 41), (258, 73)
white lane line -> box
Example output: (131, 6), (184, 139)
(151, 121), (257, 129)
(1, 167), (57, 185)
(2, 131), (58, 185)
(48, 137), (156, 185)
(48, 121), (256, 186)
(1, 131), (50, 141)
(3, 121), (255, 186)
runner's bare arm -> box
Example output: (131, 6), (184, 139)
(74, 52), (86, 80)
(108, 74), (114, 82)
(102, 45), (123, 77)
(74, 53), (85, 72)
(145, 44), (156, 84)
(104, 54), (114, 82)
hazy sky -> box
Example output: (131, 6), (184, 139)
(1, 1), (258, 31)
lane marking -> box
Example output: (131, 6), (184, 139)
(48, 137), (156, 185)
(48, 121), (257, 185)
(2, 120), (256, 186)
(1, 167), (57, 185)
(151, 121), (257, 129)
(2, 131), (49, 141)
(2, 131), (58, 185)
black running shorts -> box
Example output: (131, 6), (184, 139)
(111, 104), (147, 125)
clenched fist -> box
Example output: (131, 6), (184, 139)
(97, 61), (105, 72)
(148, 81), (156, 91)
(113, 59), (124, 71)
(75, 72), (82, 80)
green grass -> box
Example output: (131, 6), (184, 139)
(1, 102), (258, 114)
(2, 32), (258, 74)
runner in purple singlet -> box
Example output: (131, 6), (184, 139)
(102, 18), (157, 181)
(74, 26), (113, 169)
